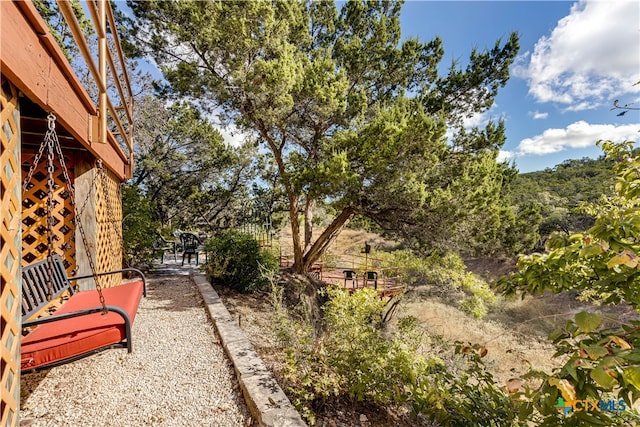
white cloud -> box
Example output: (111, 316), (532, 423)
(202, 108), (250, 147)
(445, 106), (507, 143)
(462, 104), (506, 129)
(497, 150), (515, 163)
(516, 121), (639, 155)
(530, 111), (549, 120)
(514, 0), (640, 109)
(463, 110), (491, 129)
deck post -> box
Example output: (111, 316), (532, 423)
(74, 158), (100, 291)
(98, 0), (107, 144)
(74, 158), (123, 289)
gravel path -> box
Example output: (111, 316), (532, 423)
(19, 273), (252, 427)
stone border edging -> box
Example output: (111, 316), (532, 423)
(190, 272), (307, 427)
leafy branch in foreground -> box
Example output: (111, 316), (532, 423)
(499, 140), (640, 425)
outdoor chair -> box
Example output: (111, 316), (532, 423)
(180, 232), (203, 266)
(343, 270), (358, 288)
(154, 233), (177, 263)
(365, 271), (378, 289)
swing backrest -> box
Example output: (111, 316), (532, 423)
(22, 254), (74, 322)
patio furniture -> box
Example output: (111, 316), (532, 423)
(154, 233), (177, 263)
(21, 254), (146, 372)
(180, 232), (203, 266)
(343, 270), (358, 288)
(365, 271), (378, 289)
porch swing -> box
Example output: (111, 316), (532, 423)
(20, 113), (146, 373)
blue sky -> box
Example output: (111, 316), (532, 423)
(400, 0), (640, 172)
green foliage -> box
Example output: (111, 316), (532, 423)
(128, 0), (521, 272)
(509, 312), (640, 426)
(34, 0), (93, 61)
(409, 342), (522, 426)
(273, 285), (521, 426)
(204, 230), (278, 293)
(499, 141), (640, 424)
(500, 141), (640, 306)
(121, 184), (159, 267)
(132, 96), (252, 232)
(516, 157), (616, 206)
(379, 250), (496, 318)
(511, 155), (617, 252)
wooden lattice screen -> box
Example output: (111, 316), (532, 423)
(1, 77), (22, 427)
(21, 150), (76, 275)
(95, 166), (122, 286)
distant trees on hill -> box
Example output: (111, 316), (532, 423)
(510, 155), (617, 253)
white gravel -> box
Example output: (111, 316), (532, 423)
(19, 274), (252, 427)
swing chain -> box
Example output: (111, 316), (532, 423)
(49, 121), (107, 313)
(22, 128), (48, 194)
(45, 114), (57, 301)
(25, 113), (107, 312)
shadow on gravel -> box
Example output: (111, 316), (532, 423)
(142, 274), (207, 314)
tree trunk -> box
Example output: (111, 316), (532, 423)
(288, 196), (304, 273)
(304, 197), (314, 253)
(248, 116), (307, 272)
(302, 206), (355, 272)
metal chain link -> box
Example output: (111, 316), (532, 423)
(69, 164), (99, 280)
(45, 115), (56, 301)
(75, 172), (98, 224)
(47, 114), (107, 313)
(22, 134), (47, 193)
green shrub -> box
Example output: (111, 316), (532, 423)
(122, 185), (159, 267)
(204, 230), (278, 292)
(273, 284), (520, 425)
(379, 250), (496, 318)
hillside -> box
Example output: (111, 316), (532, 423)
(218, 225), (639, 426)
(514, 156), (616, 206)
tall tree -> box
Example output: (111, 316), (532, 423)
(127, 0), (519, 272)
(132, 95), (252, 231)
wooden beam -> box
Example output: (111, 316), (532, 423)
(0, 1), (128, 180)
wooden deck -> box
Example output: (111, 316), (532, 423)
(1, 2), (135, 425)
(281, 259), (406, 298)
(317, 270), (405, 298)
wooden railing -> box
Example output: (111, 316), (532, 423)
(2, 0), (135, 179)
(279, 247), (404, 296)
(56, 0), (134, 177)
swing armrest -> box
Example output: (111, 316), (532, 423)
(22, 305), (134, 353)
(71, 268), (147, 297)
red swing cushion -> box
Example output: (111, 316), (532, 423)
(21, 280), (144, 371)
